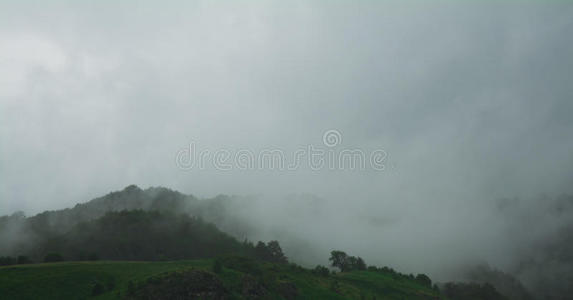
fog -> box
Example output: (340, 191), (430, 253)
(1, 1), (573, 297)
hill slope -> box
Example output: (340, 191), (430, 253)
(0, 185), (257, 258)
(0, 186), (512, 299)
(0, 258), (442, 300)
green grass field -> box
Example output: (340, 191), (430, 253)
(0, 259), (441, 299)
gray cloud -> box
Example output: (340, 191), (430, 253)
(1, 0), (573, 293)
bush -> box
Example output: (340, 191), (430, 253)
(125, 270), (228, 300)
(220, 256), (262, 276)
(415, 274), (432, 287)
(355, 257), (367, 270)
(44, 253), (64, 263)
(313, 265), (330, 277)
(330, 280), (341, 293)
(91, 282), (105, 296)
(17, 256), (31, 264)
(254, 240), (288, 264)
(212, 259), (223, 274)
(127, 281), (136, 296)
(0, 256), (15, 266)
(329, 250), (368, 272)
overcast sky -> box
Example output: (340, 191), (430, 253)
(1, 1), (572, 219)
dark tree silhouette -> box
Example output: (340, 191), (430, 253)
(329, 250), (349, 272)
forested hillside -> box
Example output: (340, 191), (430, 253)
(0, 185), (515, 299)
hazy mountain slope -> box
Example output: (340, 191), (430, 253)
(3, 186), (573, 299)
(0, 259), (442, 300)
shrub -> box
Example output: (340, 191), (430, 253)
(220, 256), (262, 276)
(313, 265), (330, 277)
(91, 282), (105, 296)
(329, 250), (367, 272)
(17, 256), (31, 264)
(356, 257), (367, 270)
(212, 259), (223, 274)
(415, 273), (432, 287)
(44, 253), (64, 263)
(127, 281), (136, 296)
(0, 256), (15, 266)
(330, 280), (341, 293)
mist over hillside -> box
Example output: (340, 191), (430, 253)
(2, 186), (573, 299)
